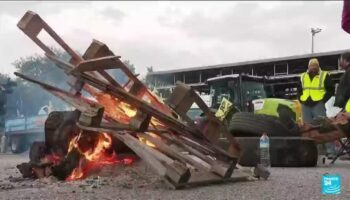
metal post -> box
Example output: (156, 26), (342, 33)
(311, 35), (314, 54)
(311, 27), (322, 54)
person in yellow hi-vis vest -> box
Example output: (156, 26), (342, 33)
(334, 52), (350, 112)
(299, 58), (335, 159)
(299, 58), (334, 123)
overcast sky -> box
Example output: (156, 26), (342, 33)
(0, 1), (349, 77)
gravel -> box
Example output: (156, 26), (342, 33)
(0, 153), (349, 200)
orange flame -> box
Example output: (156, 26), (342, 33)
(62, 86), (169, 181)
(137, 132), (163, 148)
(94, 93), (136, 123)
(66, 132), (134, 181)
(138, 136), (156, 148)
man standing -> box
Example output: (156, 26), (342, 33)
(299, 58), (336, 159)
(334, 52), (350, 111)
(299, 58), (334, 123)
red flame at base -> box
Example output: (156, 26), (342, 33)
(64, 132), (135, 181)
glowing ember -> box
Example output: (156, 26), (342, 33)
(137, 132), (162, 148)
(138, 136), (156, 148)
(95, 93), (136, 123)
(66, 131), (134, 181)
(43, 153), (62, 165)
(119, 102), (137, 118)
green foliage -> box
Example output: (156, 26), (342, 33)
(108, 60), (137, 85)
(123, 60), (135, 74)
(8, 50), (139, 117)
(0, 74), (9, 83)
(147, 66), (153, 73)
(144, 66), (154, 89)
(9, 49), (71, 117)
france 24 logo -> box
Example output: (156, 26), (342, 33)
(322, 174), (341, 195)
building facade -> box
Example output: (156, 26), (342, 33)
(146, 50), (349, 99)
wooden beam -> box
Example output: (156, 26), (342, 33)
(71, 55), (122, 74)
(108, 132), (191, 185)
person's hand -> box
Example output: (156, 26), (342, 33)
(298, 122), (312, 132)
(334, 112), (350, 124)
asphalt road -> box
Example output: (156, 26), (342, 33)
(0, 153), (349, 200)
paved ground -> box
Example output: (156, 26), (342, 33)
(0, 153), (349, 200)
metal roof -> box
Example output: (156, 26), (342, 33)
(149, 49), (350, 76)
(206, 74), (240, 82)
(206, 70), (345, 82)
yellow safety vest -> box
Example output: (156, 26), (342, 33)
(345, 99), (350, 112)
(300, 71), (327, 102)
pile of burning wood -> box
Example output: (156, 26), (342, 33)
(14, 11), (268, 189)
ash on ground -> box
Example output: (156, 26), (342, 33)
(1, 154), (350, 200)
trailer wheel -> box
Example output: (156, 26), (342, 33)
(229, 112), (299, 137)
(236, 137), (318, 167)
(10, 136), (29, 154)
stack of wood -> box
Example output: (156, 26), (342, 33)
(15, 10), (268, 188)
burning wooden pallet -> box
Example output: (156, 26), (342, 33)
(15, 11), (268, 188)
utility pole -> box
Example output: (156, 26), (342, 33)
(311, 27), (322, 54)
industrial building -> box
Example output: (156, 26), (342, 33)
(146, 49), (350, 99)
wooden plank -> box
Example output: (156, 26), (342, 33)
(71, 55), (122, 73)
(162, 133), (235, 178)
(138, 133), (210, 170)
(108, 132), (191, 185)
(82, 40), (174, 115)
(14, 72), (98, 112)
(96, 70), (122, 89)
(17, 12), (121, 91)
(17, 11), (81, 63)
(15, 71), (236, 170)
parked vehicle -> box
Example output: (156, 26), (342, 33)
(207, 70), (344, 123)
(206, 72), (345, 167)
(5, 114), (47, 153)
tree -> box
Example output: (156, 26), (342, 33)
(0, 74), (9, 83)
(123, 60), (135, 74)
(147, 66), (153, 73)
(0, 73), (11, 129)
(10, 49), (71, 116)
(108, 59), (137, 85)
(144, 66), (154, 89)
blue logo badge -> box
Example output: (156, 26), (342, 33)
(322, 174), (341, 195)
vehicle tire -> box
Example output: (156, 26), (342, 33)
(229, 112), (299, 137)
(45, 110), (81, 156)
(10, 136), (29, 154)
(29, 141), (47, 164)
(236, 137), (318, 167)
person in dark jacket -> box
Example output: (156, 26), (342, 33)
(334, 52), (350, 110)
